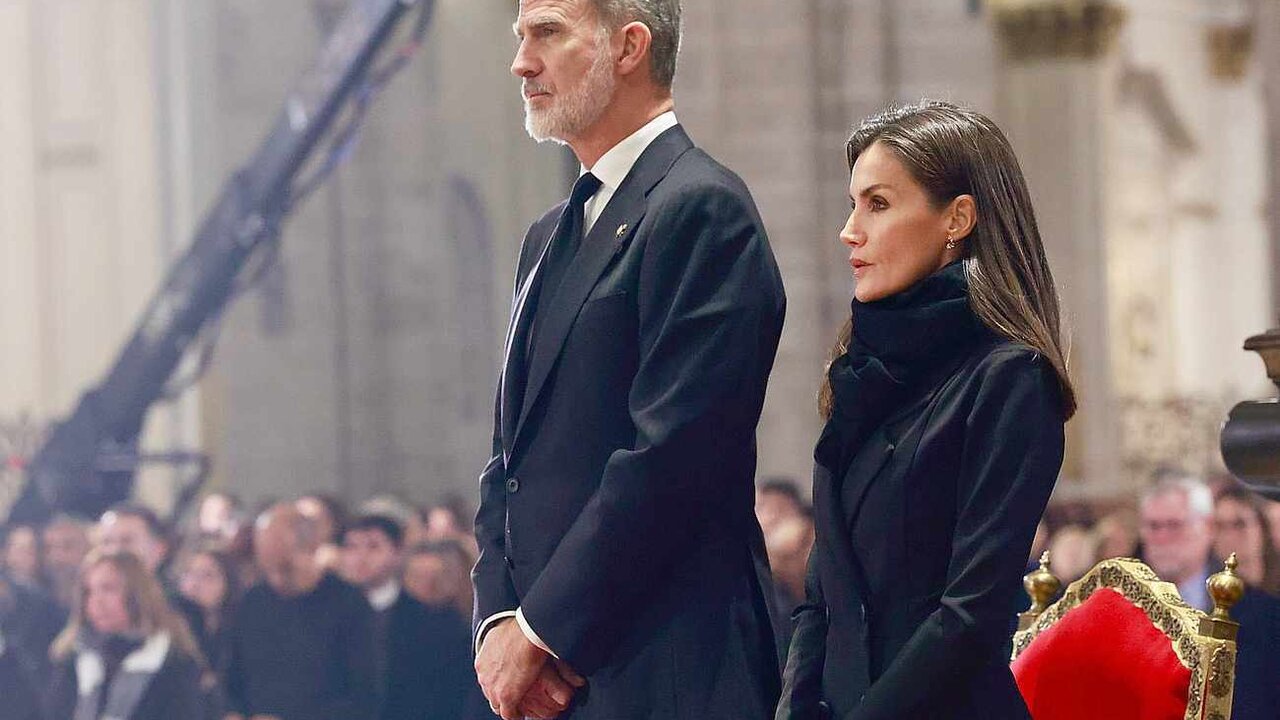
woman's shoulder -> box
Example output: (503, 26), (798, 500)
(951, 337), (1063, 411)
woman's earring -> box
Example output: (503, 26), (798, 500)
(945, 234), (957, 250)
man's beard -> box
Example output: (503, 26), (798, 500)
(523, 40), (616, 144)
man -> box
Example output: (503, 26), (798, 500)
(1139, 477), (1280, 720)
(472, 1), (785, 718)
(342, 514), (482, 720)
(224, 503), (377, 720)
(42, 514), (91, 609)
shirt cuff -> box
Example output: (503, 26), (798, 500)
(475, 610), (517, 656)
(516, 607), (560, 659)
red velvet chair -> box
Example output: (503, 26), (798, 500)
(1010, 553), (1243, 720)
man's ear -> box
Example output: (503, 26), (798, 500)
(616, 21), (652, 78)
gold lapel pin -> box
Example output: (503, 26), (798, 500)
(616, 223), (629, 239)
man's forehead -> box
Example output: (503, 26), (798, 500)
(516, 0), (592, 26)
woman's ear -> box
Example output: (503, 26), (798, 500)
(616, 21), (653, 78)
(947, 194), (978, 241)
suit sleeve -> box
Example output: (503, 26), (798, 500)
(517, 181), (784, 674)
(849, 350), (1064, 720)
(775, 550), (830, 720)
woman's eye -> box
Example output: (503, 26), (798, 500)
(871, 197), (888, 210)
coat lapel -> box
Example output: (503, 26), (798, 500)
(510, 125), (693, 458)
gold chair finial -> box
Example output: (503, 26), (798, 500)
(1018, 551), (1062, 630)
(1200, 552), (1244, 641)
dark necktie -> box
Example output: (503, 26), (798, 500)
(504, 173), (602, 437)
(535, 172), (603, 317)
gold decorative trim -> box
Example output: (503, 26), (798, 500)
(1011, 558), (1236, 720)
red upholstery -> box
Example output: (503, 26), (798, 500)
(1012, 588), (1192, 720)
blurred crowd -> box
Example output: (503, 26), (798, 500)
(1, 473), (1276, 720)
(0, 491), (494, 720)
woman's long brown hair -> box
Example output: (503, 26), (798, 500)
(50, 549), (205, 667)
(820, 101), (1077, 421)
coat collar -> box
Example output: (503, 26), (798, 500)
(75, 632), (171, 697)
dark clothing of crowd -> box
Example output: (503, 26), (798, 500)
(225, 572), (378, 720)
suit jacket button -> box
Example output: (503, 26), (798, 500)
(506, 477), (521, 494)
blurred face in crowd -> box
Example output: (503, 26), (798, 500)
(512, 0), (618, 144)
(255, 507), (322, 597)
(425, 507), (464, 543)
(1213, 496), (1266, 587)
(342, 528), (401, 591)
(198, 494), (237, 539)
(180, 552), (229, 613)
(43, 518), (91, 573)
(2, 525), (41, 583)
(842, 141), (969, 303)
(98, 512), (164, 573)
(83, 562), (133, 636)
(1140, 490), (1212, 585)
(404, 552), (465, 608)
(755, 488), (803, 538)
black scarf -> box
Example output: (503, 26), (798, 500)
(816, 261), (989, 474)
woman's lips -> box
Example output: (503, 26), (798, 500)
(850, 259), (871, 278)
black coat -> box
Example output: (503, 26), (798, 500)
(44, 645), (204, 720)
(778, 339), (1065, 720)
(381, 593), (483, 720)
(0, 643), (42, 720)
(1229, 588), (1280, 720)
(473, 125), (785, 719)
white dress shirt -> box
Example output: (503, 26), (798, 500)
(478, 110), (680, 659)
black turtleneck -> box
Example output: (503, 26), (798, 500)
(819, 261), (991, 475)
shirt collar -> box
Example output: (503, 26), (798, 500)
(582, 111), (679, 192)
(367, 580), (401, 612)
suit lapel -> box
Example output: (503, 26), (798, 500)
(499, 209), (565, 459)
(510, 125), (693, 458)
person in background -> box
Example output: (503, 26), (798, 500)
(1139, 475), (1280, 720)
(97, 504), (207, 650)
(342, 515), (481, 720)
(755, 478), (808, 539)
(0, 623), (43, 720)
(2, 524), (47, 591)
(1212, 486), (1280, 596)
(45, 550), (207, 720)
(196, 492), (247, 548)
(764, 511), (814, 655)
(1094, 508), (1140, 561)
(223, 503), (376, 720)
(403, 540), (475, 620)
(1045, 524), (1099, 584)
(42, 514), (93, 610)
(178, 546), (241, 675)
(0, 570), (66, 686)
(295, 494), (346, 574)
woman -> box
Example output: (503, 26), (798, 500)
(1213, 486), (1280, 596)
(45, 550), (207, 720)
(177, 546), (241, 672)
(777, 101), (1075, 720)
(2, 524), (47, 590)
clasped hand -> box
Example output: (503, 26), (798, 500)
(475, 618), (585, 720)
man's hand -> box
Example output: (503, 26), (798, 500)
(475, 618), (552, 720)
(518, 659), (587, 719)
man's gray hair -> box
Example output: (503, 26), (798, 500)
(592, 0), (682, 89)
(1141, 473), (1214, 521)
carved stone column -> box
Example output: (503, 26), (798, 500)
(1204, 0), (1257, 82)
(990, 0), (1126, 497)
